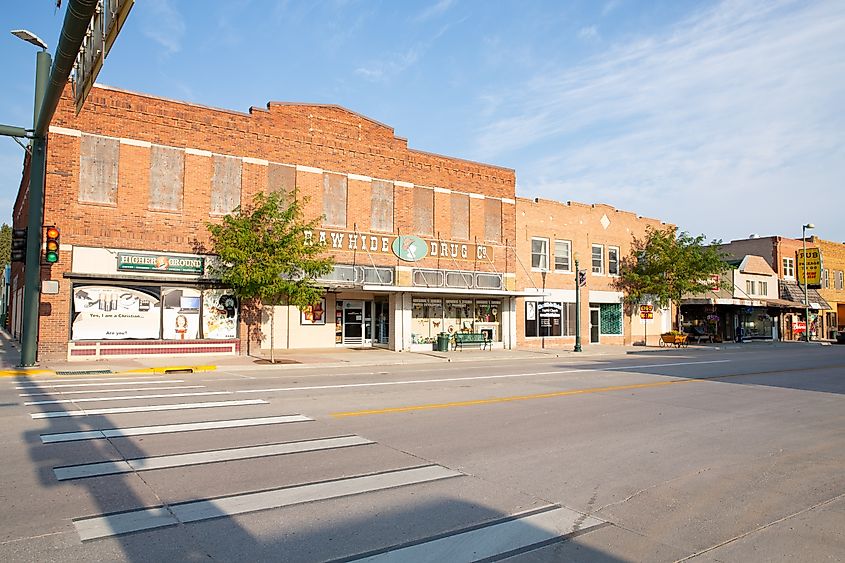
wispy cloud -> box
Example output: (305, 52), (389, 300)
(474, 0), (845, 239)
(414, 0), (456, 23)
(578, 25), (599, 40)
(601, 0), (622, 17)
(141, 0), (186, 55)
(355, 48), (421, 82)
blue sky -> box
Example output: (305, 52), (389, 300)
(1, 0), (843, 243)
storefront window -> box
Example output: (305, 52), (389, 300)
(475, 299), (502, 341)
(526, 301), (577, 337)
(71, 284), (237, 341)
(412, 298), (443, 343)
(741, 309), (773, 339)
(445, 299), (473, 333)
(599, 303), (623, 335)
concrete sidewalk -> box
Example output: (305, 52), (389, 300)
(0, 329), (637, 376)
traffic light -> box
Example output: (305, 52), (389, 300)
(44, 226), (60, 264)
(11, 229), (27, 263)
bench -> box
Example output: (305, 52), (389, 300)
(453, 332), (491, 351)
(687, 326), (714, 344)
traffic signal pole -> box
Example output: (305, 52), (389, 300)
(19, 50), (50, 367)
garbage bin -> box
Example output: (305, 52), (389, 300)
(437, 332), (451, 352)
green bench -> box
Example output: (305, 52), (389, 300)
(453, 332), (491, 351)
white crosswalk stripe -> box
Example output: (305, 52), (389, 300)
(31, 399), (268, 418)
(25, 390), (232, 405)
(21, 385), (205, 397)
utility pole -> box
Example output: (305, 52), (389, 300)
(574, 257), (582, 352)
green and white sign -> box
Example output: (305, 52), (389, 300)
(117, 253), (205, 274)
(392, 235), (428, 262)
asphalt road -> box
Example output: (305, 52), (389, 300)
(1, 345), (843, 562)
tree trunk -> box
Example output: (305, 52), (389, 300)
(269, 304), (275, 364)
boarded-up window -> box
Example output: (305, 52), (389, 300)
(485, 198), (502, 242)
(268, 163), (296, 203)
(451, 194), (469, 240)
(148, 145), (184, 211)
(211, 155), (242, 214)
(79, 134), (119, 204)
(322, 173), (347, 228)
(371, 180), (394, 232)
(413, 188), (434, 236)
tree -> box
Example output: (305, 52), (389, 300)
(615, 226), (730, 331)
(207, 191), (333, 362)
(0, 224), (11, 266)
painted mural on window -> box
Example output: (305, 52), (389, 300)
(72, 285), (162, 340)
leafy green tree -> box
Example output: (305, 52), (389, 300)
(0, 224), (11, 266)
(207, 191), (333, 362)
(615, 226), (730, 331)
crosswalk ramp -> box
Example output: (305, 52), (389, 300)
(13, 373), (604, 560)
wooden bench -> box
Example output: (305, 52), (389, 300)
(453, 332), (491, 351)
(688, 327), (714, 344)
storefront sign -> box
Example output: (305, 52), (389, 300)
(117, 252), (205, 274)
(792, 320), (806, 333)
(392, 235), (428, 262)
(796, 248), (822, 286)
(304, 229), (490, 262)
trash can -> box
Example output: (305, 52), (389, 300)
(437, 332), (451, 352)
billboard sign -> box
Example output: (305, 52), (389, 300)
(796, 248), (822, 287)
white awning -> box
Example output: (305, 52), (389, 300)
(361, 285), (549, 297)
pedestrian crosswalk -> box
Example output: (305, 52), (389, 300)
(14, 372), (603, 560)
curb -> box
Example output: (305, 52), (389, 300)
(0, 365), (217, 378)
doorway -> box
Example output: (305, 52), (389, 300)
(589, 307), (600, 343)
(341, 300), (374, 346)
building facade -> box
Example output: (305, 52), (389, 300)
(719, 236), (831, 340)
(816, 238), (845, 338)
(515, 198), (672, 347)
(11, 85), (531, 360)
(12, 85), (680, 361)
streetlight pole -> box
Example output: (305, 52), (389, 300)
(802, 223), (814, 342)
(10, 31), (51, 367)
(574, 257), (582, 352)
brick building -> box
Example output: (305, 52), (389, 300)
(11, 84), (680, 361)
(719, 236), (831, 340)
(11, 85), (531, 360)
(514, 198), (672, 347)
(816, 238), (845, 337)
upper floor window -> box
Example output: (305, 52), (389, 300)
(531, 238), (549, 270)
(783, 257), (794, 278)
(823, 269), (830, 289)
(608, 246), (620, 276)
(554, 240), (571, 272)
(837, 271), (844, 290)
(759, 281), (768, 295)
(592, 244), (604, 274)
(746, 280), (756, 295)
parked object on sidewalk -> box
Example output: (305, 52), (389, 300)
(453, 333), (491, 351)
(687, 325), (714, 344)
(659, 332), (688, 348)
(836, 331), (845, 344)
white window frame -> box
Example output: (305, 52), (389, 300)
(608, 246), (620, 276)
(822, 269), (829, 289)
(838, 270), (844, 290)
(554, 240), (571, 273)
(759, 280), (768, 295)
(783, 257), (794, 279)
(591, 244), (604, 275)
(531, 238), (549, 271)
(746, 280), (755, 295)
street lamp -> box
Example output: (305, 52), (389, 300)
(11, 29), (48, 50)
(10, 29), (52, 366)
(802, 223), (815, 342)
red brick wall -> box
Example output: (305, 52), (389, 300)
(27, 85), (517, 358)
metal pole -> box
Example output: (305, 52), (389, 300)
(574, 258), (582, 352)
(803, 227), (809, 342)
(19, 50), (51, 366)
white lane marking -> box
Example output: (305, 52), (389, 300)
(21, 386), (204, 397)
(237, 359), (732, 394)
(31, 399), (268, 419)
(16, 380), (184, 390)
(17, 376), (166, 383)
(74, 465), (461, 541)
(40, 415), (311, 443)
(25, 391), (232, 405)
(54, 436), (373, 480)
(349, 506), (605, 562)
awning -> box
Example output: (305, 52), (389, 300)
(779, 280), (830, 309)
(361, 285), (550, 297)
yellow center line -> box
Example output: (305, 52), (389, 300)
(331, 378), (700, 417)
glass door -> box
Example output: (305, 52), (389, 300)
(590, 307), (600, 343)
(343, 301), (364, 345)
(374, 299), (390, 346)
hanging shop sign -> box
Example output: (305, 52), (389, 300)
(796, 248), (822, 287)
(304, 230), (490, 262)
(117, 252), (205, 274)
